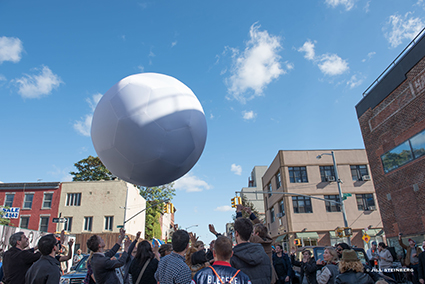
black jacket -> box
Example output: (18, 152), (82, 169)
(335, 270), (374, 284)
(25, 255), (61, 284)
(272, 253), (293, 279)
(129, 257), (158, 284)
(290, 255), (318, 284)
(230, 242), (271, 284)
(90, 243), (128, 284)
(3, 247), (41, 284)
(419, 251), (425, 281)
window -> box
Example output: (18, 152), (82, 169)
(267, 183), (272, 197)
(324, 195), (341, 212)
(320, 166), (335, 182)
(64, 217), (73, 232)
(380, 128), (425, 174)
(84, 217), (93, 231)
(66, 193), (81, 206)
(270, 208), (275, 223)
(292, 196), (313, 213)
(288, 167), (308, 183)
(39, 217), (49, 232)
(410, 130), (425, 159)
(350, 165), (369, 181)
(356, 194), (376, 211)
(279, 199), (285, 215)
(20, 216), (29, 229)
(276, 172), (281, 189)
(4, 194), (14, 207)
(42, 193), (53, 209)
(105, 216), (113, 231)
(23, 194), (34, 209)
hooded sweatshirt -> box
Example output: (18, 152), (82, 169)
(230, 242), (271, 284)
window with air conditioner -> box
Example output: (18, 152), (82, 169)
(350, 165), (369, 181)
(320, 166), (335, 182)
(356, 194), (376, 211)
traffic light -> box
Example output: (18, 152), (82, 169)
(294, 239), (301, 246)
(164, 203), (169, 214)
(237, 196), (242, 205)
(335, 227), (344, 238)
(231, 197), (237, 208)
(169, 203), (175, 213)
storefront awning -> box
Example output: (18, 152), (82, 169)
(296, 232), (319, 239)
(363, 229), (384, 237)
(275, 234), (287, 243)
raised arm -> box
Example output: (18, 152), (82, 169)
(58, 239), (74, 262)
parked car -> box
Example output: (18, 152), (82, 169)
(60, 253), (125, 284)
(60, 254), (89, 284)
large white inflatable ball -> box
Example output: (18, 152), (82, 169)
(91, 73), (207, 187)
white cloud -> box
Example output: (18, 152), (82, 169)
(347, 74), (364, 88)
(225, 23), (284, 103)
(171, 41), (178, 47)
(298, 40), (316, 61)
(318, 54), (349, 76)
(325, 0), (356, 11)
(384, 12), (424, 48)
(362, 51), (376, 62)
(214, 205), (234, 212)
(13, 66), (63, 99)
(231, 164), (242, 175)
(174, 173), (212, 192)
(0, 36), (23, 64)
(73, 93), (102, 136)
(138, 65), (145, 72)
(242, 110), (256, 120)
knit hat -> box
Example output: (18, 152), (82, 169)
(371, 241), (377, 245)
(341, 249), (359, 262)
(408, 238), (415, 243)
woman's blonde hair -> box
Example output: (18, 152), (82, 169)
(324, 246), (339, 263)
(338, 259), (364, 273)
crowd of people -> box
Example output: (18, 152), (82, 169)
(1, 206), (425, 284)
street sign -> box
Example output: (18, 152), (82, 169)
(117, 225), (124, 228)
(362, 233), (371, 243)
(342, 193), (352, 200)
(2, 207), (20, 219)
(52, 218), (66, 223)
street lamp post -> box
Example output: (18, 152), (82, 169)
(317, 151), (351, 246)
(185, 224), (198, 230)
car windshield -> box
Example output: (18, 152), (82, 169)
(75, 255), (89, 273)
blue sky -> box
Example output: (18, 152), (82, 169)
(1, 0), (425, 244)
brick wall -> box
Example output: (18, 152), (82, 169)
(358, 56), (425, 238)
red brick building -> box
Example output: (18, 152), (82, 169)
(0, 182), (62, 233)
(356, 30), (425, 246)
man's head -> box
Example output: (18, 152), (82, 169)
(9, 232), (28, 249)
(172, 230), (190, 253)
(77, 249), (82, 255)
(253, 223), (268, 239)
(38, 234), (59, 256)
(234, 218), (253, 243)
(408, 238), (416, 247)
(87, 235), (104, 252)
(422, 240), (425, 250)
(275, 244), (283, 253)
(336, 242), (351, 258)
(371, 241), (377, 250)
(213, 236), (233, 261)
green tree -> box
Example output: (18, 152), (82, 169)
(138, 184), (176, 240)
(70, 156), (113, 181)
(0, 208), (10, 226)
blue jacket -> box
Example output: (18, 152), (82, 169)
(192, 262), (251, 284)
